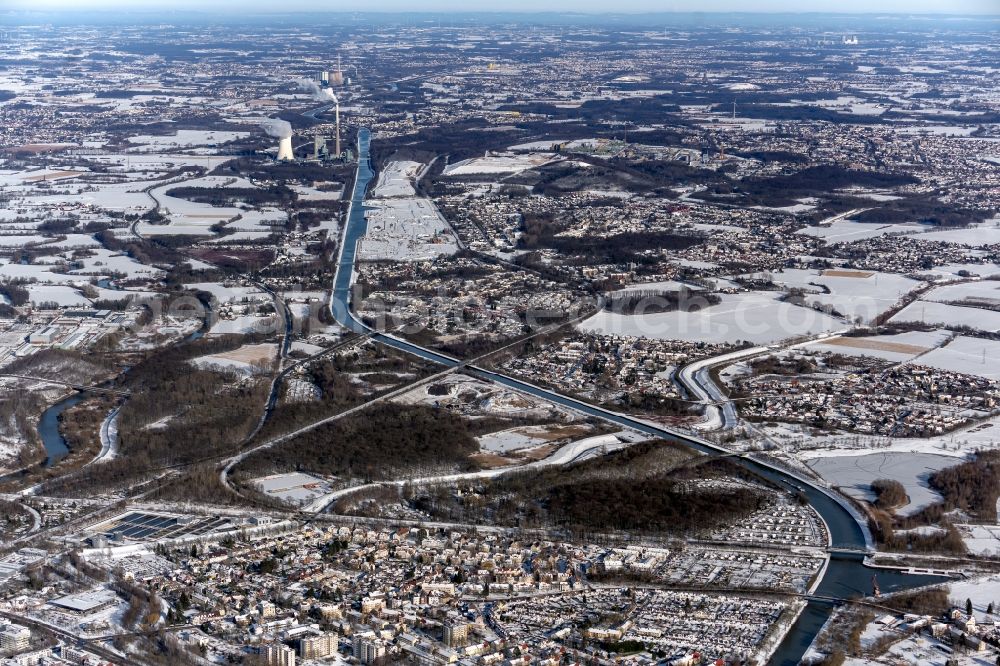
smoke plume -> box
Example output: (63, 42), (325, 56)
(260, 118), (292, 139)
(296, 78), (337, 103)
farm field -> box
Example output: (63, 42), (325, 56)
(579, 291), (844, 344)
(913, 335), (1000, 380)
(889, 300), (1000, 332)
(759, 267), (920, 323)
(806, 329), (952, 362)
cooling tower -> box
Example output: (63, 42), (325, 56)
(277, 136), (294, 161)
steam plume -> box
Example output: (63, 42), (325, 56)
(296, 78), (338, 103)
(260, 118), (292, 139)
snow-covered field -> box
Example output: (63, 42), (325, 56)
(1, 261), (82, 284)
(922, 280), (1000, 306)
(478, 427), (553, 453)
(68, 248), (165, 279)
(128, 129), (249, 149)
(187, 282), (267, 304)
(290, 183), (342, 201)
(889, 300), (1000, 331)
(208, 315), (279, 336)
(34, 234), (101, 250)
(253, 471), (333, 505)
(806, 451), (955, 516)
(371, 160), (421, 198)
(798, 217), (1000, 250)
(797, 220), (927, 244)
(946, 575), (1000, 614)
(476, 424), (603, 454)
(358, 198), (459, 261)
(578, 291), (844, 344)
(27, 284), (89, 307)
(914, 335), (1000, 380)
(443, 153), (558, 176)
(191, 343), (275, 374)
(150, 178), (241, 222)
(138, 175), (285, 236)
(957, 525), (1000, 557)
(917, 263), (1000, 280)
(806, 329), (952, 363)
(758, 268), (919, 323)
(915, 220), (1000, 247)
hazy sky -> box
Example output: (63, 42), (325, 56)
(3, 0), (997, 13)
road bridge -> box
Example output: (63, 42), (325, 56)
(0, 374), (129, 397)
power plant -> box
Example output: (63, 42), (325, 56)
(277, 135), (294, 161)
(297, 75), (345, 159)
(329, 55), (345, 86)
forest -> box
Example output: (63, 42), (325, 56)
(928, 450), (1000, 522)
(237, 403), (482, 483)
(699, 164), (917, 208)
(852, 195), (994, 227)
(517, 209), (704, 265)
(869, 479), (907, 511)
(349, 440), (775, 537)
(39, 336), (268, 497)
(602, 288), (721, 315)
(165, 184), (296, 207)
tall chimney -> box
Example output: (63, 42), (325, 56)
(335, 101), (341, 158)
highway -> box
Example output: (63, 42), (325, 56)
(676, 345), (769, 430)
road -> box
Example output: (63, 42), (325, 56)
(307, 432), (624, 513)
(675, 330), (848, 432)
(0, 374), (129, 397)
(676, 345), (770, 430)
(90, 405), (122, 464)
(0, 610), (132, 666)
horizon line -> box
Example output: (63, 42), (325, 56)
(2, 9), (999, 16)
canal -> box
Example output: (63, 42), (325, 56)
(332, 128), (946, 665)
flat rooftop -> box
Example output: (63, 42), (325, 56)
(48, 589), (117, 613)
